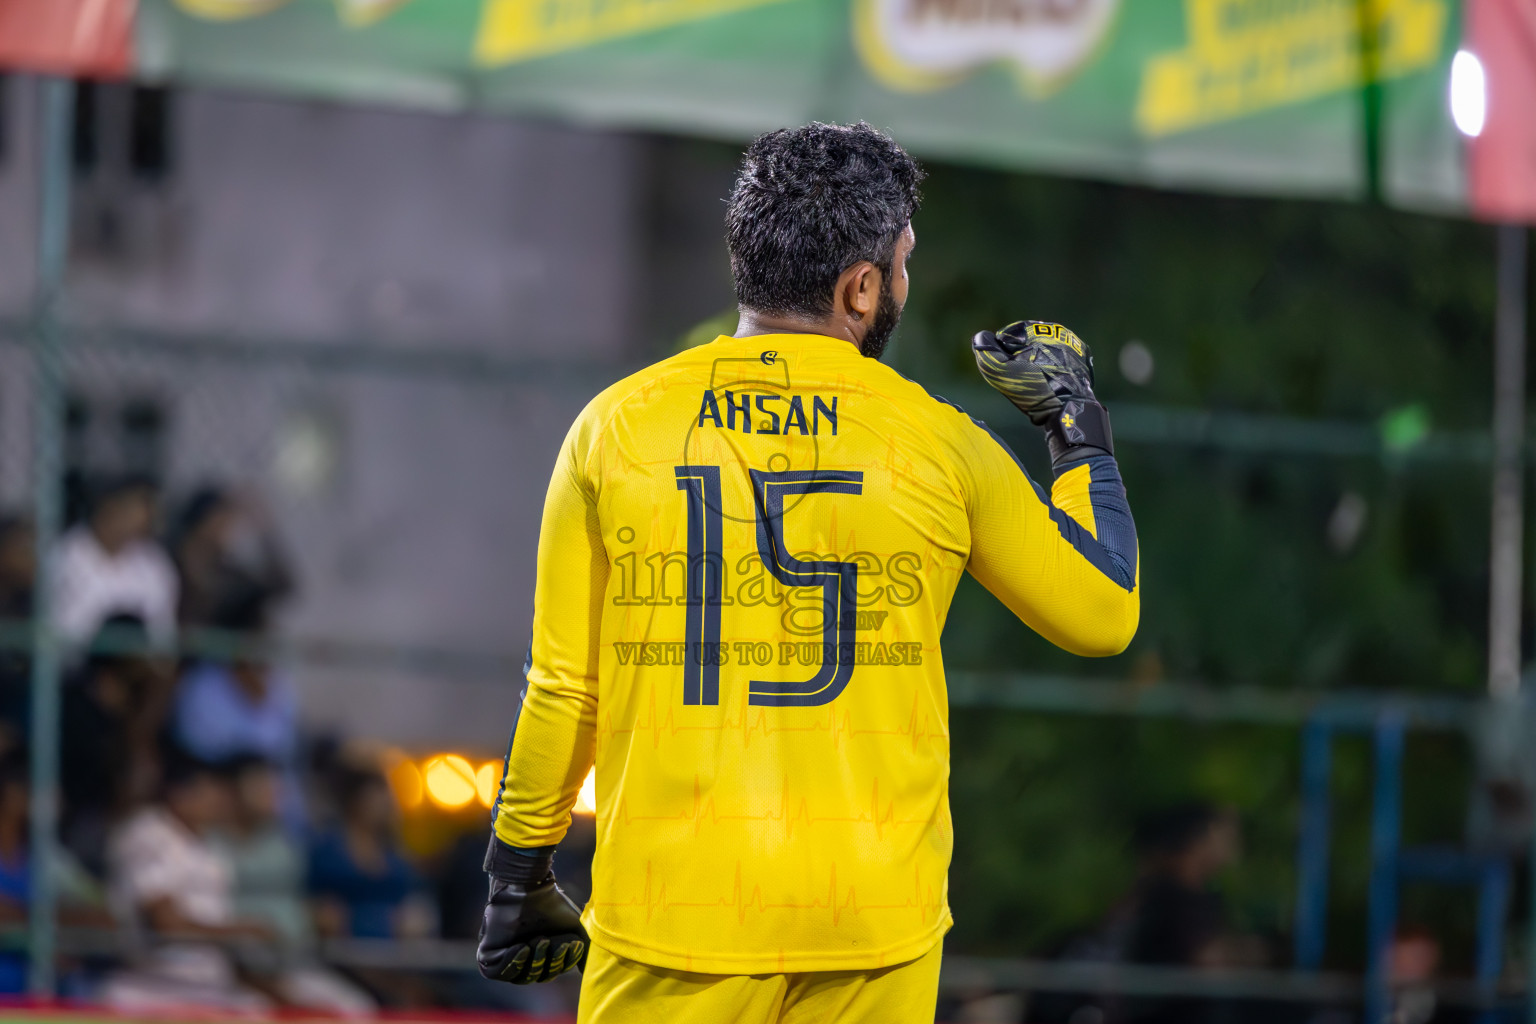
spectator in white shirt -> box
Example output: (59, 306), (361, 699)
(103, 754), (273, 1014)
(107, 754), (376, 1017)
(53, 475), (178, 652)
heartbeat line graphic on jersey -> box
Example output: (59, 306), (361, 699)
(597, 685), (949, 753)
(610, 774), (934, 842)
(589, 860), (945, 927)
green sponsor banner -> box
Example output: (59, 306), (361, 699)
(135, 0), (1467, 209)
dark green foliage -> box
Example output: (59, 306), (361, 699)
(945, 713), (1303, 956)
(891, 164), (1517, 964)
(899, 165), (1503, 693)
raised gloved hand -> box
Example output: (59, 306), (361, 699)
(972, 320), (1113, 467)
(477, 837), (588, 984)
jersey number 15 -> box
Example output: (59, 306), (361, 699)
(673, 465), (864, 709)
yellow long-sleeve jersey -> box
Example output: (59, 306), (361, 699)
(493, 332), (1139, 974)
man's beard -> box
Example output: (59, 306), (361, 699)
(859, 281), (902, 360)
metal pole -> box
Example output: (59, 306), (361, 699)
(1488, 223), (1527, 698)
(1293, 719), (1334, 971)
(1506, 223), (1536, 1024)
(1354, 0), (1382, 203)
(1530, 719), (1536, 1024)
(1364, 711), (1406, 1024)
(27, 76), (74, 999)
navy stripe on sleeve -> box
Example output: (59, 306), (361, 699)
(966, 417), (1137, 593)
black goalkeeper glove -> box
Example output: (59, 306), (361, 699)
(477, 836), (588, 984)
(972, 320), (1114, 467)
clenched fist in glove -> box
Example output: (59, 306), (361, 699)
(972, 320), (1113, 467)
(477, 837), (588, 984)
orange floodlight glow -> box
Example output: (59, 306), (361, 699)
(423, 754), (478, 810)
(387, 756), (425, 811)
(476, 762), (501, 809)
(574, 767), (597, 815)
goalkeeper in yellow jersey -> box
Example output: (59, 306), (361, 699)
(476, 122), (1139, 1023)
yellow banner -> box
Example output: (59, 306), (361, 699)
(476, 0), (792, 65)
(1137, 0), (1447, 137)
(174, 0), (410, 25)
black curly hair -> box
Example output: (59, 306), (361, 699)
(726, 122), (924, 320)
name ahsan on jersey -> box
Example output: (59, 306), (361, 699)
(697, 389), (838, 435)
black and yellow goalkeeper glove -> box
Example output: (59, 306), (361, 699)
(477, 837), (588, 984)
(972, 320), (1113, 467)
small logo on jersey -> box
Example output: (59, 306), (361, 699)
(709, 356), (790, 391)
(685, 354), (822, 525)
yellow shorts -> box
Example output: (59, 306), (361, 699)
(576, 941), (943, 1024)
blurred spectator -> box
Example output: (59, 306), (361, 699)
(309, 767), (432, 1008)
(436, 831), (491, 945)
(1124, 802), (1262, 970)
(170, 486), (295, 630)
(172, 595), (304, 831)
(1388, 925), (1441, 1024)
(1036, 804), (1272, 1024)
(951, 991), (1027, 1023)
(434, 819), (587, 1016)
(210, 756), (374, 1016)
(0, 749), (29, 999)
(102, 753), (273, 1014)
(0, 515), (34, 621)
(0, 747), (112, 995)
(309, 768), (428, 941)
(0, 515), (34, 728)
(61, 615), (171, 872)
(212, 755), (309, 948)
(1112, 803), (1270, 1024)
(438, 813), (593, 943)
(54, 475), (177, 650)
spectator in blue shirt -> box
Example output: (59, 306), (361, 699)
(172, 595), (304, 832)
(308, 768), (427, 941)
(0, 750), (32, 994)
(0, 747), (111, 994)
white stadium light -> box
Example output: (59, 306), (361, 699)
(1450, 49), (1487, 138)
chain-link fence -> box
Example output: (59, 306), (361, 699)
(0, 79), (643, 1015)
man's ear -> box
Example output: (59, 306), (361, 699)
(842, 262), (881, 319)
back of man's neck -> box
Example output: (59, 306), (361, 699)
(734, 310), (856, 347)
